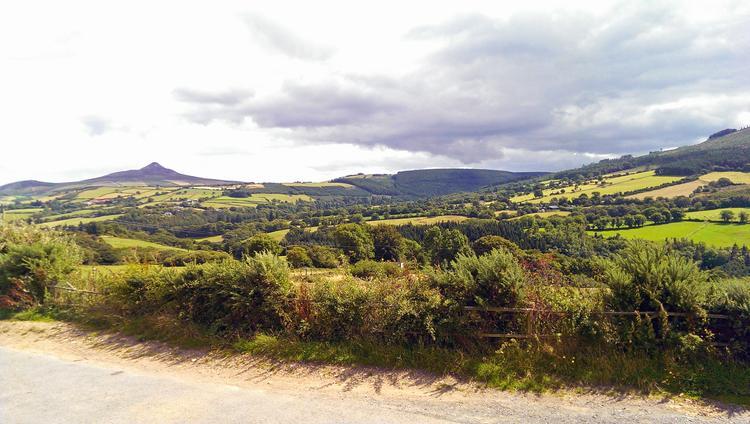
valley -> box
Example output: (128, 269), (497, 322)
(3, 127), (750, 408)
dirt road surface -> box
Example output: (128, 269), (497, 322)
(0, 321), (746, 423)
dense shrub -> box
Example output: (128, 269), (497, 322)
(300, 277), (371, 340)
(432, 248), (526, 308)
(600, 241), (712, 348)
(603, 241), (708, 314)
(707, 280), (750, 356)
(350, 260), (402, 279)
(374, 277), (446, 343)
(169, 253), (292, 336)
(160, 250), (232, 267)
(107, 265), (179, 315)
(0, 223), (82, 306)
(297, 275), (447, 344)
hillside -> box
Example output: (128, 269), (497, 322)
(555, 127), (750, 179)
(80, 162), (240, 187)
(335, 169), (547, 197)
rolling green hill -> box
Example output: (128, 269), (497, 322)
(335, 169), (547, 197)
(555, 128), (750, 179)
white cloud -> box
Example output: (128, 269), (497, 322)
(0, 0), (748, 185)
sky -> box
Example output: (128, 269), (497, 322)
(1, 0), (749, 185)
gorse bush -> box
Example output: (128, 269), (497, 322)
(107, 265), (178, 316)
(299, 277), (371, 341)
(106, 253), (292, 337)
(604, 241), (708, 314)
(598, 241), (714, 349)
(432, 248), (526, 308)
(183, 253), (290, 336)
(350, 259), (402, 279)
(0, 223), (81, 306)
(296, 274), (447, 344)
(707, 279), (750, 357)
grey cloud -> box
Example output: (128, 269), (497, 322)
(81, 116), (111, 136)
(243, 14), (333, 61)
(185, 6), (750, 169)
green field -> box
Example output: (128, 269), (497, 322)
(195, 235), (224, 243)
(0, 208), (42, 222)
(512, 171), (682, 203)
(40, 209), (97, 221)
(202, 194), (312, 209)
(148, 188), (219, 203)
(628, 179), (705, 200)
(0, 196), (25, 205)
(700, 171), (750, 184)
(100, 236), (185, 251)
(510, 211), (571, 220)
(685, 208), (750, 222)
(591, 221), (750, 247)
(38, 214), (123, 228)
(366, 215), (469, 226)
(75, 187), (122, 200)
(283, 182), (353, 188)
(267, 229), (290, 242)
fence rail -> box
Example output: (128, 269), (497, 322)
(463, 306), (730, 319)
(464, 305), (733, 342)
(50, 282), (104, 296)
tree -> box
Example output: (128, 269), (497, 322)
(423, 226), (472, 266)
(369, 224), (404, 261)
(286, 246), (312, 268)
(401, 238), (426, 264)
(308, 245), (341, 268)
(720, 210), (735, 223)
(669, 209), (685, 222)
(623, 215), (635, 228)
(243, 234), (281, 256)
(593, 217), (610, 231)
(472, 235), (522, 256)
(649, 212), (665, 224)
(333, 223), (374, 262)
(740, 211), (749, 224)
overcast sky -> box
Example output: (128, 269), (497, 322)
(1, 0), (749, 185)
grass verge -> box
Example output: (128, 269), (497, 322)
(3, 307), (749, 407)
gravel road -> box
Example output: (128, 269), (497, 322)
(0, 321), (746, 423)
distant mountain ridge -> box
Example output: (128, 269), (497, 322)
(0, 162), (241, 196)
(0, 163), (547, 198)
(78, 162), (241, 187)
(4, 127), (747, 199)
